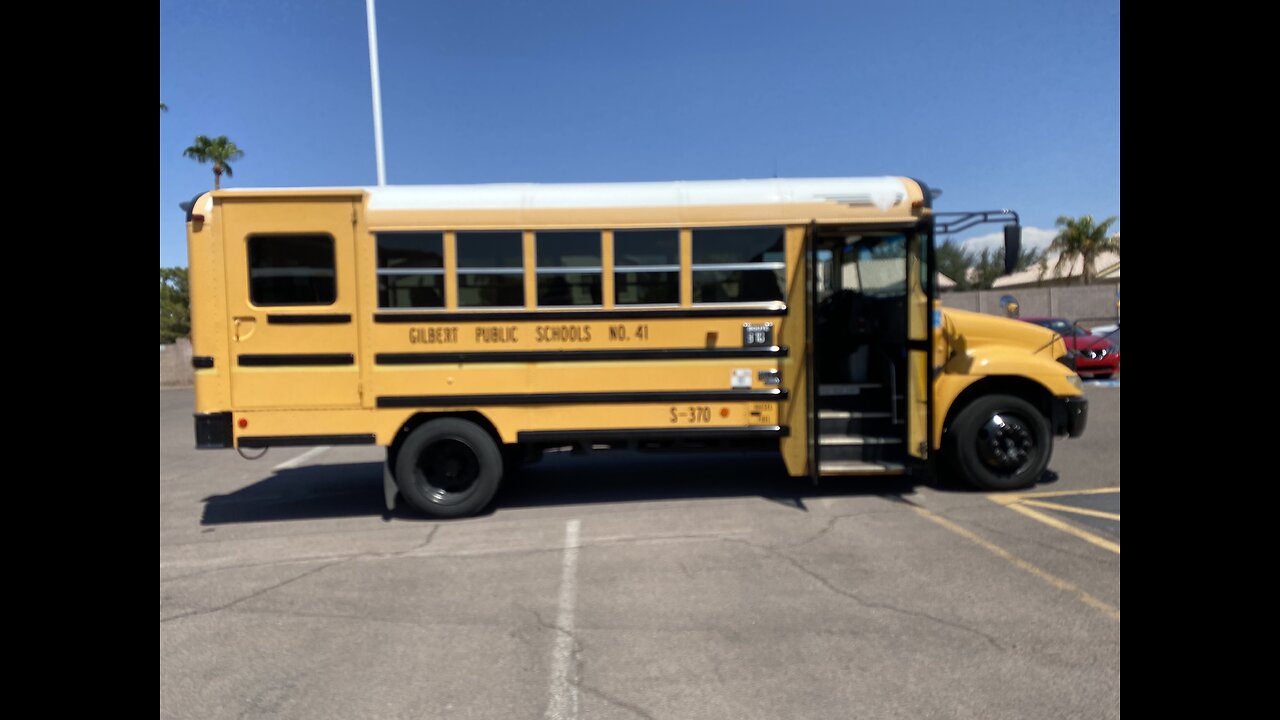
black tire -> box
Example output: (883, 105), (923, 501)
(947, 394), (1051, 491)
(394, 419), (504, 518)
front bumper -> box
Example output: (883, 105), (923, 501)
(1052, 396), (1089, 438)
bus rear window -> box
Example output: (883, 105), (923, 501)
(247, 234), (336, 306)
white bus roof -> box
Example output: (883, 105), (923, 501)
(219, 177), (915, 213)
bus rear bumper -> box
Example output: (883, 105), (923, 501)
(1052, 397), (1088, 438)
(195, 412), (234, 449)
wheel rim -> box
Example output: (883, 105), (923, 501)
(975, 412), (1036, 473)
(415, 438), (481, 505)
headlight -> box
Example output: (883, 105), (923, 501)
(1066, 375), (1083, 390)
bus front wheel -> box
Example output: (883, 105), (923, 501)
(948, 394), (1051, 491)
(394, 418), (504, 518)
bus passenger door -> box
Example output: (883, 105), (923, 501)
(905, 231), (929, 461)
(221, 198), (363, 410)
(805, 222), (819, 482)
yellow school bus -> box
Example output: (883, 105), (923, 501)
(187, 177), (1087, 517)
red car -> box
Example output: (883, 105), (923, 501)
(1020, 317), (1120, 379)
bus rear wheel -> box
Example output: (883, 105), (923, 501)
(395, 418), (504, 518)
(948, 394), (1051, 491)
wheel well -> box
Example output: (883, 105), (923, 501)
(388, 411), (504, 469)
(942, 376), (1053, 439)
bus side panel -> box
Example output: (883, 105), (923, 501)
(779, 225), (810, 476)
(352, 199), (377, 409)
(189, 197), (232, 415)
(221, 198), (364, 412)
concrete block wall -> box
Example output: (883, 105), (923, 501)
(941, 283), (1120, 326)
(160, 337), (193, 387)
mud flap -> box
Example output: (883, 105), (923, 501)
(383, 450), (398, 511)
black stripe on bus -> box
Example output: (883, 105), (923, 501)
(377, 389), (788, 408)
(375, 347), (788, 365)
(237, 353), (355, 367)
(266, 313), (353, 325)
(238, 434), (376, 448)
(373, 307), (787, 323)
(192, 356), (215, 369)
(517, 426), (789, 443)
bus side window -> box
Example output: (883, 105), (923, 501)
(691, 227), (785, 303)
(536, 230), (602, 307)
(376, 232), (444, 309)
(457, 231), (525, 308)
(615, 229), (680, 305)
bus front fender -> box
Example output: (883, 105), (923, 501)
(933, 349), (1083, 448)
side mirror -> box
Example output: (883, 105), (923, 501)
(1003, 224), (1022, 275)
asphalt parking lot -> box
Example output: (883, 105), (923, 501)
(160, 384), (1119, 720)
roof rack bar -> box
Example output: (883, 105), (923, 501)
(934, 210), (1020, 234)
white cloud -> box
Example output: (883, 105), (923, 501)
(955, 226), (1057, 253)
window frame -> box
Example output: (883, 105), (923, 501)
(613, 228), (681, 307)
(375, 231), (446, 310)
(246, 232), (338, 307)
(690, 226), (787, 306)
(534, 230), (603, 309)
(455, 230), (527, 309)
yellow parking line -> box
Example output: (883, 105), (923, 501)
(1000, 502), (1121, 555)
(990, 486), (1120, 503)
(912, 506), (1120, 622)
(1020, 499), (1121, 522)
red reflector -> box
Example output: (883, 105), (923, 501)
(191, 214), (205, 222)
(720, 407), (729, 418)
(238, 418), (248, 428)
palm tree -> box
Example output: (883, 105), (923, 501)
(1048, 215), (1120, 285)
(183, 135), (245, 190)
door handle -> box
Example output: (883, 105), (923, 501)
(233, 316), (257, 342)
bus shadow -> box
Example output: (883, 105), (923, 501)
(498, 450), (920, 513)
(200, 450), (926, 524)
(201, 462), (392, 524)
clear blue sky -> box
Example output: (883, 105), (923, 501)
(159, 0), (1119, 268)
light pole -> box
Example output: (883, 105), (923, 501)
(366, 0), (387, 186)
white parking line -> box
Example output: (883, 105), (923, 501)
(545, 519), (581, 720)
(271, 446), (331, 471)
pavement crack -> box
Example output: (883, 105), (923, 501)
(398, 524), (439, 555)
(723, 537), (1005, 651)
(778, 514), (843, 549)
(160, 554), (364, 583)
(519, 605), (585, 653)
(163, 543), (563, 582)
(160, 558), (347, 624)
(773, 504), (935, 552)
(577, 683), (657, 720)
(587, 533), (745, 549)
